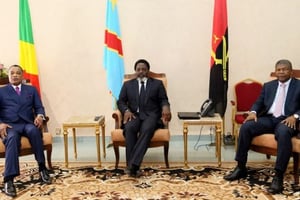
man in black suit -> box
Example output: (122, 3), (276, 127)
(0, 65), (51, 197)
(224, 59), (300, 194)
(117, 59), (171, 177)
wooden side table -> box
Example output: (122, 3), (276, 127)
(179, 113), (223, 168)
(62, 115), (105, 168)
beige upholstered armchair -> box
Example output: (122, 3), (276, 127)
(249, 70), (300, 184)
(110, 71), (170, 169)
(0, 116), (53, 169)
(0, 81), (53, 169)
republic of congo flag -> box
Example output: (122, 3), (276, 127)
(19, 0), (41, 94)
(209, 0), (229, 117)
(103, 0), (124, 109)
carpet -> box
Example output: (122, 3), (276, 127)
(0, 162), (300, 200)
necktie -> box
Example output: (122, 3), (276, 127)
(139, 81), (146, 119)
(15, 86), (21, 96)
(274, 83), (286, 117)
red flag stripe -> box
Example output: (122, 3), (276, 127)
(210, 0), (228, 68)
(104, 30), (123, 56)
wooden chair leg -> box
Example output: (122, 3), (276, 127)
(234, 125), (238, 151)
(113, 144), (120, 169)
(46, 145), (53, 169)
(293, 152), (299, 185)
(164, 143), (169, 168)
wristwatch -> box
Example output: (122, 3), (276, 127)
(293, 114), (299, 120)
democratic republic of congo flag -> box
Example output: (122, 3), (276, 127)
(103, 0), (124, 109)
(19, 0), (41, 95)
(209, 0), (229, 117)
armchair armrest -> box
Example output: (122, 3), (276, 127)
(42, 116), (49, 132)
(112, 110), (122, 129)
(230, 100), (236, 106)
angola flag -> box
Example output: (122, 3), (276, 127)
(103, 0), (124, 109)
(209, 0), (229, 117)
(19, 0), (41, 95)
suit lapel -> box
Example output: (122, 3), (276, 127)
(285, 78), (295, 108)
(144, 78), (152, 102)
(7, 85), (20, 102)
(134, 79), (139, 104)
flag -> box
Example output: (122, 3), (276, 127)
(103, 0), (124, 109)
(19, 0), (41, 95)
(209, 0), (229, 117)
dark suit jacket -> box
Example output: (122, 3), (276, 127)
(117, 77), (170, 120)
(251, 78), (300, 117)
(0, 84), (45, 124)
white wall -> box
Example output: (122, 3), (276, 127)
(1, 0), (300, 137)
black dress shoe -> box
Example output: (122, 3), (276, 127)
(124, 167), (131, 175)
(130, 169), (142, 178)
(2, 180), (16, 197)
(267, 176), (283, 194)
(224, 166), (247, 181)
(40, 169), (51, 184)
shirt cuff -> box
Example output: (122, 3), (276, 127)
(37, 114), (46, 120)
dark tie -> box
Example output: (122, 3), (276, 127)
(15, 86), (21, 96)
(139, 81), (146, 119)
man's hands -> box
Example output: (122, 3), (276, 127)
(244, 112), (257, 123)
(282, 115), (298, 130)
(0, 116), (44, 139)
(244, 112), (298, 130)
(0, 123), (12, 139)
(122, 105), (172, 125)
(161, 105), (171, 125)
(123, 110), (136, 124)
(34, 115), (44, 129)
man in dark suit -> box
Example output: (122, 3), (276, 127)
(224, 59), (300, 194)
(117, 59), (171, 177)
(0, 65), (51, 197)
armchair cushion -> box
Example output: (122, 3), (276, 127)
(252, 134), (300, 153)
(0, 132), (53, 168)
(111, 129), (170, 143)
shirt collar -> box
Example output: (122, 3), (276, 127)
(278, 78), (291, 87)
(11, 84), (21, 90)
(137, 77), (148, 83)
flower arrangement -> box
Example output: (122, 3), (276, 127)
(0, 63), (8, 78)
(0, 63), (9, 85)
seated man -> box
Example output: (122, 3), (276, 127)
(117, 59), (171, 177)
(224, 59), (300, 194)
(0, 65), (51, 197)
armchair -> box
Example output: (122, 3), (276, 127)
(231, 78), (262, 150)
(0, 116), (53, 169)
(110, 71), (170, 169)
(249, 69), (300, 184)
(0, 81), (53, 169)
